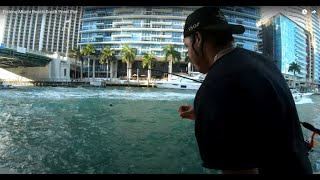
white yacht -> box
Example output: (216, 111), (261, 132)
(0, 83), (15, 89)
(291, 89), (303, 102)
(154, 74), (205, 90)
(290, 88), (313, 103)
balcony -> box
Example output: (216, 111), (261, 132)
(113, 8), (135, 13)
(221, 9), (260, 20)
(182, 10), (193, 16)
(95, 22), (104, 26)
(172, 38), (182, 43)
(152, 9), (172, 13)
(150, 48), (163, 51)
(150, 35), (172, 38)
(314, 30), (320, 37)
(110, 47), (122, 51)
(229, 22), (260, 31)
(112, 21), (133, 26)
(82, 14), (97, 19)
(141, 37), (151, 41)
(295, 54), (307, 62)
(111, 34), (132, 38)
(294, 29), (307, 39)
(240, 32), (259, 40)
(295, 39), (306, 48)
(235, 17), (245, 24)
(235, 41), (245, 46)
(151, 21), (172, 26)
(172, 25), (183, 29)
(233, 34), (262, 42)
(96, 10), (105, 14)
(94, 34), (104, 38)
(81, 14), (186, 22)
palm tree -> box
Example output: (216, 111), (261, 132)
(109, 54), (117, 82)
(79, 56), (85, 81)
(184, 53), (193, 74)
(163, 45), (181, 80)
(288, 62), (301, 88)
(142, 52), (156, 85)
(184, 53), (191, 63)
(80, 44), (96, 82)
(100, 46), (116, 81)
(120, 44), (137, 81)
(93, 50), (100, 80)
(68, 48), (81, 80)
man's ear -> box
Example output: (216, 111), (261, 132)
(195, 31), (202, 48)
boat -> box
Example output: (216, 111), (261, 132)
(291, 89), (303, 102)
(290, 88), (313, 102)
(0, 82), (15, 89)
(154, 73), (205, 90)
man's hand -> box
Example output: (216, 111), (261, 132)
(179, 105), (196, 120)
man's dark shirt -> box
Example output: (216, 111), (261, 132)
(194, 47), (313, 174)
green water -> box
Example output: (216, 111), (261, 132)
(0, 86), (319, 174)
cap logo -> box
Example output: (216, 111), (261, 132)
(188, 22), (200, 31)
(217, 11), (226, 21)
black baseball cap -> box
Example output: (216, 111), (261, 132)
(183, 7), (245, 38)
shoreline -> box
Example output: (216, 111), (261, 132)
(3, 80), (158, 88)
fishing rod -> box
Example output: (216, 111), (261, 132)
(300, 122), (320, 151)
(301, 122), (320, 135)
(127, 68), (203, 83)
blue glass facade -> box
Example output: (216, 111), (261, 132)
(261, 6), (320, 86)
(311, 6), (320, 83)
(79, 6), (262, 77)
(80, 7), (194, 58)
(79, 6), (262, 57)
(220, 6), (262, 52)
(273, 14), (308, 79)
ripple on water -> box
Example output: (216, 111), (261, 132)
(1, 87), (318, 174)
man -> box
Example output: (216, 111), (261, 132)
(179, 7), (313, 174)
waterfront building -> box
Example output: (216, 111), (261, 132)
(260, 6), (320, 88)
(79, 6), (262, 79)
(1, 6), (83, 56)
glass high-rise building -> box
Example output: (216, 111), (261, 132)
(79, 6), (262, 78)
(308, 6), (320, 86)
(220, 6), (262, 52)
(80, 7), (196, 58)
(260, 6), (320, 87)
(259, 13), (312, 88)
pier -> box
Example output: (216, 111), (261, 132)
(3, 79), (157, 88)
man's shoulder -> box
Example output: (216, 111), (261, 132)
(231, 48), (271, 62)
(206, 50), (260, 81)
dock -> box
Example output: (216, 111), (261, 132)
(100, 80), (156, 88)
(3, 79), (157, 88)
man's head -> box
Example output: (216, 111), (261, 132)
(183, 7), (245, 73)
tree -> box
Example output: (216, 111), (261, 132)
(163, 45), (181, 80)
(120, 44), (137, 81)
(100, 46), (116, 82)
(184, 53), (193, 74)
(142, 52), (156, 84)
(80, 44), (96, 82)
(93, 50), (100, 80)
(288, 62), (301, 88)
(184, 53), (191, 63)
(68, 48), (82, 80)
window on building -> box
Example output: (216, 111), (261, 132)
(64, 69), (66, 76)
(236, 43), (244, 48)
